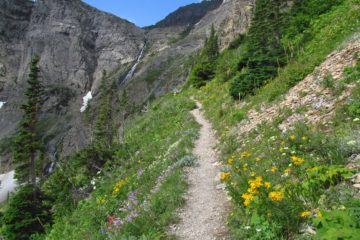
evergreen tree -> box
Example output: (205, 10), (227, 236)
(13, 55), (44, 186)
(189, 25), (219, 88)
(94, 70), (114, 149)
(230, 0), (286, 99)
(1, 186), (52, 240)
(202, 24), (219, 62)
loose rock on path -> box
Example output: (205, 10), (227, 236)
(170, 101), (230, 240)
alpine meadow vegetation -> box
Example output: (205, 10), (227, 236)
(1, 0), (360, 239)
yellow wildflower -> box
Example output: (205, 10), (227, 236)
(220, 172), (231, 182)
(314, 209), (323, 218)
(306, 166), (319, 172)
(290, 135), (297, 141)
(227, 157), (235, 165)
(301, 136), (307, 141)
(248, 176), (263, 189)
(264, 181), (271, 189)
(300, 211), (312, 219)
(241, 193), (254, 206)
(269, 191), (284, 202)
(240, 151), (252, 159)
(271, 166), (278, 173)
(284, 168), (291, 174)
(243, 163), (248, 171)
(250, 172), (256, 177)
(97, 196), (107, 205)
(291, 156), (305, 166)
(113, 177), (129, 195)
(247, 187), (259, 195)
(255, 157), (261, 162)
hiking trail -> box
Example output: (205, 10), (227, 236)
(170, 100), (230, 240)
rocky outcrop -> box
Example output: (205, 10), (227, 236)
(192, 0), (255, 49)
(0, 0), (145, 160)
(0, 0), (254, 165)
(235, 37), (360, 137)
(124, 0), (254, 102)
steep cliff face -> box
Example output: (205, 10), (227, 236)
(0, 0), (254, 164)
(0, 0), (145, 160)
(124, 0), (254, 102)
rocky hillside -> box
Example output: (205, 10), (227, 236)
(153, 0), (223, 28)
(124, 0), (254, 102)
(0, 0), (145, 160)
(1, 0), (359, 239)
(0, 0), (252, 162)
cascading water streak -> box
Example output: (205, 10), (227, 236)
(121, 43), (146, 86)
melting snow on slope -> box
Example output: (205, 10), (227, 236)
(0, 171), (18, 203)
(0, 101), (5, 109)
(80, 91), (92, 113)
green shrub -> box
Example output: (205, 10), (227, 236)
(189, 60), (216, 88)
(215, 48), (242, 82)
(313, 209), (360, 239)
(228, 33), (245, 50)
(321, 73), (336, 89)
(1, 186), (52, 240)
(229, 72), (257, 99)
(232, 110), (247, 122)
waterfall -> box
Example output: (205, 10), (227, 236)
(45, 162), (56, 174)
(121, 44), (146, 86)
(80, 91), (93, 113)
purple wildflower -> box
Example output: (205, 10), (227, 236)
(113, 218), (124, 226)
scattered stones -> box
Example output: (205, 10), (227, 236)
(236, 38), (360, 137)
(170, 101), (230, 240)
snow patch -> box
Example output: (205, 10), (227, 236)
(0, 101), (6, 109)
(0, 171), (18, 203)
(80, 91), (92, 113)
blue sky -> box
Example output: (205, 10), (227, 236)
(82, 0), (200, 27)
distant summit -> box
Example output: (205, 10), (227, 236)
(153, 0), (223, 28)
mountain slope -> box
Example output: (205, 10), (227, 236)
(0, 0), (145, 159)
(154, 0), (223, 28)
(0, 0), (253, 163)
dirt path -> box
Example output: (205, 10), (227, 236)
(170, 101), (230, 240)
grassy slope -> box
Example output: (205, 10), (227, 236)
(196, 0), (359, 135)
(45, 93), (199, 239)
(37, 1), (359, 239)
(194, 0), (360, 239)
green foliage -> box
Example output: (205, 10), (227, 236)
(248, 0), (359, 105)
(321, 73), (336, 89)
(215, 48), (242, 83)
(13, 55), (44, 186)
(94, 70), (116, 150)
(228, 33), (245, 50)
(189, 25), (219, 88)
(1, 186), (52, 240)
(189, 60), (215, 88)
(281, 0), (344, 56)
(313, 209), (360, 239)
(44, 94), (199, 239)
(229, 0), (286, 99)
(232, 109), (246, 123)
(229, 0), (356, 101)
